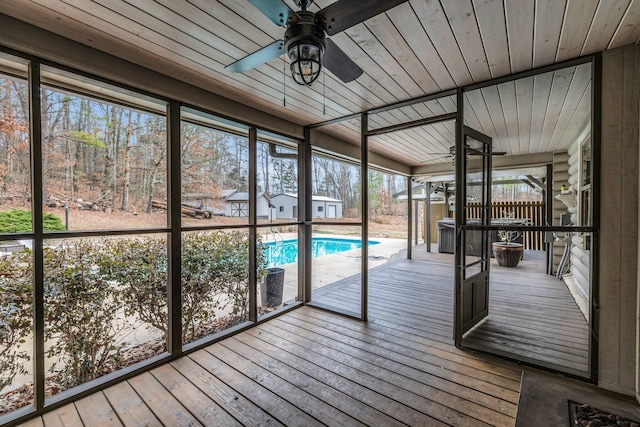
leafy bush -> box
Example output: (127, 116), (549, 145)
(96, 237), (168, 337)
(98, 231), (267, 344)
(0, 209), (65, 233)
(0, 230), (267, 397)
(44, 241), (125, 387)
(43, 213), (65, 232)
(0, 243), (126, 393)
(0, 251), (32, 390)
(181, 233), (229, 342)
(182, 231), (267, 342)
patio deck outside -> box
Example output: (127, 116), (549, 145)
(314, 244), (589, 376)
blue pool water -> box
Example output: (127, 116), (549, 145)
(264, 237), (380, 267)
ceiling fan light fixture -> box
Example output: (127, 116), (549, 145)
(288, 42), (323, 85)
(284, 10), (325, 86)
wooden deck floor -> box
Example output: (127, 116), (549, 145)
(314, 246), (589, 376)
(19, 261), (527, 426)
(18, 248), (589, 426)
(462, 252), (589, 377)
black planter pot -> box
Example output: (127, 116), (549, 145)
(261, 267), (285, 307)
(492, 242), (523, 267)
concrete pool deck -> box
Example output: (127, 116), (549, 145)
(258, 234), (409, 307)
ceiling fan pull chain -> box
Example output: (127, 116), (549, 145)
(323, 70), (326, 115)
(283, 55), (286, 107)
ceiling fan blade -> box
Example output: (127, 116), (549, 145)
(315, 0), (409, 36)
(323, 39), (363, 83)
(225, 40), (285, 73)
(247, 0), (299, 26)
(466, 150), (508, 156)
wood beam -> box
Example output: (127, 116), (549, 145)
(310, 129), (411, 174)
(412, 152), (555, 176)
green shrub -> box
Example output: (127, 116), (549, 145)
(181, 233), (229, 342)
(44, 241), (125, 387)
(181, 231), (267, 341)
(0, 209), (65, 233)
(98, 231), (267, 344)
(0, 251), (32, 390)
(0, 231), (268, 393)
(96, 237), (168, 337)
(43, 212), (65, 232)
(0, 242), (125, 390)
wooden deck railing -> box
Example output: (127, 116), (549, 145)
(466, 201), (545, 250)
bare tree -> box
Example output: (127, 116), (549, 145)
(120, 110), (133, 211)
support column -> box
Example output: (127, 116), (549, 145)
(167, 100), (182, 357)
(426, 182), (432, 252)
(454, 88), (465, 346)
(248, 127), (257, 322)
(407, 179), (412, 259)
(545, 163), (554, 275)
(361, 113), (369, 322)
(29, 60), (45, 410)
(299, 127), (312, 303)
(414, 199), (419, 245)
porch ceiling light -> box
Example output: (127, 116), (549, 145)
(284, 11), (325, 86)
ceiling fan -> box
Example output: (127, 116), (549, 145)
(427, 146), (507, 165)
(225, 0), (408, 86)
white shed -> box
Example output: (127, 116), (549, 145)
(270, 193), (343, 219)
(223, 190), (271, 218)
(312, 195), (343, 218)
(270, 193), (299, 219)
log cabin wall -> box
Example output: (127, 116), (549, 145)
(567, 130), (591, 305)
(600, 44), (639, 397)
(553, 151), (570, 272)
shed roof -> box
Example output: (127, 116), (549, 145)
(272, 193), (342, 203)
(225, 191), (268, 202)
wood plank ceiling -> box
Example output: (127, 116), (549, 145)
(0, 0), (639, 168)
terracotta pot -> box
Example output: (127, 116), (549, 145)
(492, 242), (523, 267)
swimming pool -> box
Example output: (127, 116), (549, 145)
(263, 237), (380, 267)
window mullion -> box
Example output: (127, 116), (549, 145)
(29, 60), (45, 410)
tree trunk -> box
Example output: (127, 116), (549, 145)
(40, 90), (64, 204)
(262, 143), (269, 194)
(121, 110), (133, 211)
(112, 107), (123, 199)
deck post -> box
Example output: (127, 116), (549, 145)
(426, 182), (432, 252)
(361, 112), (369, 322)
(414, 199), (419, 245)
(248, 127), (257, 322)
(300, 127), (312, 303)
(454, 88), (465, 346)
(545, 163), (554, 275)
(29, 60), (45, 410)
(407, 180), (412, 259)
(167, 99), (183, 358)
